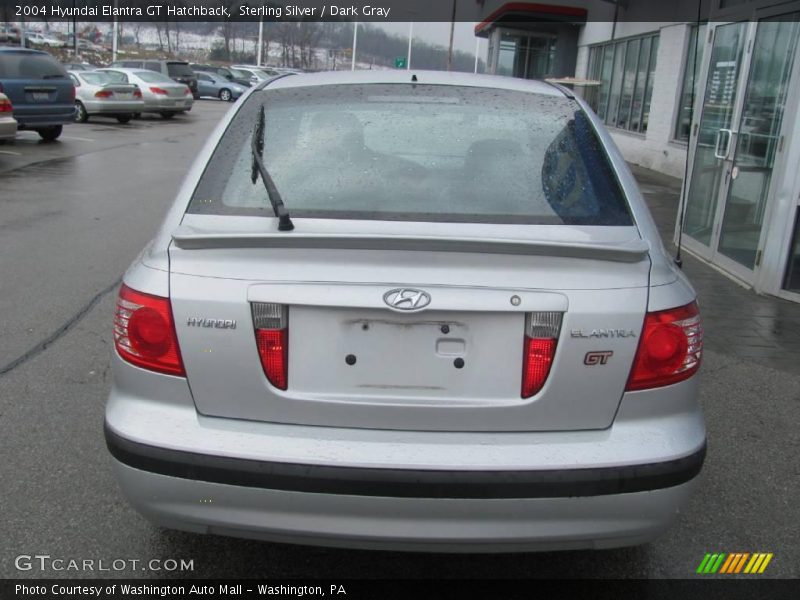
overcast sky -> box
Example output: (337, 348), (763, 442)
(375, 22), (486, 57)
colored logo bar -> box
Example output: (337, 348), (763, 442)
(696, 553), (773, 574)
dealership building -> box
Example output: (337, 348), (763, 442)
(474, 0), (800, 303)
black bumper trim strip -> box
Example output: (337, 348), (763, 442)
(105, 423), (705, 499)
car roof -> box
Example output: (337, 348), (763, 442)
(0, 47), (49, 56)
(259, 70), (567, 97)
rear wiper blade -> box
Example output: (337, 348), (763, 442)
(251, 105), (294, 231)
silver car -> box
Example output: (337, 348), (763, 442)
(68, 71), (144, 124)
(0, 92), (17, 142)
(106, 71), (705, 552)
(97, 68), (193, 119)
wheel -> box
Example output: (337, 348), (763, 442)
(74, 101), (88, 123)
(218, 88), (232, 102)
(37, 126), (63, 142)
(116, 115), (132, 124)
(133, 113), (142, 120)
(160, 112), (175, 120)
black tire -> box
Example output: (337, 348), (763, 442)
(116, 115), (132, 124)
(160, 112), (175, 120)
(74, 101), (88, 123)
(219, 88), (232, 102)
(38, 126), (63, 142)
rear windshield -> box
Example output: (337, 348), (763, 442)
(188, 84), (632, 226)
(229, 68), (248, 78)
(135, 71), (173, 84)
(0, 52), (67, 79)
(80, 72), (112, 85)
(167, 62), (193, 77)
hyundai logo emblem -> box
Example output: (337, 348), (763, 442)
(383, 288), (431, 311)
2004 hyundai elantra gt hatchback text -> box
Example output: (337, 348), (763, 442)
(105, 70), (705, 552)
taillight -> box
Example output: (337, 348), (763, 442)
(521, 312), (561, 398)
(0, 97), (11, 113)
(114, 284), (185, 377)
(94, 90), (113, 98)
(133, 88), (142, 98)
(253, 303), (288, 390)
(184, 86), (191, 95)
(150, 86), (168, 95)
(626, 301), (702, 391)
(70, 86), (75, 101)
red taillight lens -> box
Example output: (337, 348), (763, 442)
(150, 86), (168, 95)
(0, 98), (12, 113)
(184, 86), (191, 95)
(253, 303), (288, 390)
(70, 85), (75, 101)
(114, 284), (185, 377)
(133, 88), (142, 98)
(626, 301), (702, 391)
(94, 90), (113, 98)
(521, 312), (561, 398)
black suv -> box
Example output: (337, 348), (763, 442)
(110, 59), (199, 98)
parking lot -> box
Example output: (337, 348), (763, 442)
(0, 100), (798, 580)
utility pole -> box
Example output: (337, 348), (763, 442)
(406, 21), (413, 70)
(474, 37), (480, 73)
(257, 18), (263, 66)
(351, 21), (358, 71)
(111, 0), (118, 62)
(446, 0), (457, 71)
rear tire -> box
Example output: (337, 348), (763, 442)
(160, 112), (175, 120)
(37, 126), (63, 142)
(74, 101), (88, 123)
(116, 115), (132, 124)
(219, 88), (232, 102)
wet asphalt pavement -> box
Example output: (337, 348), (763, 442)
(0, 102), (798, 580)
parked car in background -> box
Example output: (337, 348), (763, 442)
(196, 71), (246, 102)
(109, 59), (199, 99)
(0, 48), (75, 140)
(233, 65), (282, 79)
(25, 32), (66, 49)
(68, 70), (144, 124)
(97, 68), (192, 119)
(191, 64), (252, 88)
(65, 34), (106, 53)
(105, 71), (705, 552)
(230, 66), (274, 84)
(0, 25), (22, 45)
(62, 62), (98, 72)
(0, 92), (17, 143)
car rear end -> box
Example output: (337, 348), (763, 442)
(0, 49), (75, 135)
(74, 72), (144, 116)
(0, 92), (17, 141)
(166, 61), (199, 99)
(132, 70), (193, 114)
(105, 72), (705, 552)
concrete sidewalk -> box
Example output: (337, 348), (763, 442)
(631, 165), (800, 376)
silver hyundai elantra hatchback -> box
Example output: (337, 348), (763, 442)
(106, 70), (705, 552)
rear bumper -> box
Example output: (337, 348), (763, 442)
(105, 354), (706, 551)
(14, 109), (75, 129)
(0, 118), (16, 139)
(83, 100), (144, 114)
(106, 423), (704, 499)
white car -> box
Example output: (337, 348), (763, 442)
(68, 70), (144, 124)
(106, 71), (705, 552)
(25, 32), (66, 48)
(0, 92), (18, 142)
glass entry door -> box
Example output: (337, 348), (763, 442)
(682, 17), (800, 282)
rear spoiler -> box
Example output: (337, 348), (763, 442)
(172, 229), (650, 263)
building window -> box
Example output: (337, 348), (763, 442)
(674, 24), (707, 142)
(588, 33), (659, 133)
